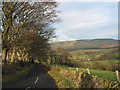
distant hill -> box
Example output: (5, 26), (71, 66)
(51, 39), (119, 51)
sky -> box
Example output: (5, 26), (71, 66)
(53, 2), (118, 42)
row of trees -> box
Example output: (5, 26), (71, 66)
(48, 49), (72, 65)
(0, 1), (59, 65)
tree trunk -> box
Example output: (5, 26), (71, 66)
(11, 47), (16, 64)
(2, 48), (9, 64)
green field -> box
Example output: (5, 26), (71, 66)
(83, 60), (120, 65)
(78, 68), (117, 81)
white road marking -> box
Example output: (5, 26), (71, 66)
(25, 86), (30, 90)
(25, 77), (39, 89)
(34, 77), (39, 84)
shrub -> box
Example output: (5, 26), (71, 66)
(111, 64), (120, 72)
(91, 62), (105, 70)
(104, 64), (113, 71)
(70, 61), (86, 68)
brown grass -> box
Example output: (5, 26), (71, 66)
(2, 64), (34, 85)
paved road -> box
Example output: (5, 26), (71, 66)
(3, 64), (58, 89)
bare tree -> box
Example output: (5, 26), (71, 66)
(1, 2), (59, 64)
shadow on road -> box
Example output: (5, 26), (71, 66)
(3, 63), (58, 89)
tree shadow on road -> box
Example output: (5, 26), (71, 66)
(3, 63), (58, 89)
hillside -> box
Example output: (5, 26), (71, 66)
(51, 39), (119, 51)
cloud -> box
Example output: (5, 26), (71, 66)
(54, 2), (118, 41)
(55, 0), (119, 2)
(53, 31), (75, 41)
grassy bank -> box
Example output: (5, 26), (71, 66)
(48, 71), (76, 88)
(48, 64), (119, 81)
(2, 64), (34, 85)
(45, 64), (120, 88)
(42, 64), (77, 88)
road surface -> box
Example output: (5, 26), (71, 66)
(3, 64), (58, 89)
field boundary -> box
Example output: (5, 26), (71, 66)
(47, 64), (120, 88)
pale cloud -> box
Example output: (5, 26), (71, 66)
(4, 0), (119, 2)
(54, 2), (118, 41)
(55, 0), (119, 2)
(60, 7), (116, 31)
(88, 28), (118, 37)
(60, 11), (110, 31)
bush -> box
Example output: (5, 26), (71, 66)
(111, 64), (120, 72)
(91, 62), (105, 70)
(104, 64), (113, 71)
(70, 61), (86, 68)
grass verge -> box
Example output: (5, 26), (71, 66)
(2, 64), (34, 85)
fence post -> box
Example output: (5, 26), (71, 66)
(87, 68), (91, 75)
(76, 68), (79, 72)
(115, 70), (120, 83)
(69, 67), (71, 70)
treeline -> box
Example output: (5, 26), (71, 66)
(47, 48), (72, 66)
(90, 49), (119, 61)
(71, 48), (119, 61)
(1, 2), (59, 66)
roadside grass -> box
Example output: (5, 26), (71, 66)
(49, 72), (74, 88)
(48, 68), (76, 88)
(2, 64), (34, 85)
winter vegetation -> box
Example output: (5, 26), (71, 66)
(1, 1), (119, 89)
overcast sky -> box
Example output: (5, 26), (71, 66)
(53, 2), (118, 42)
